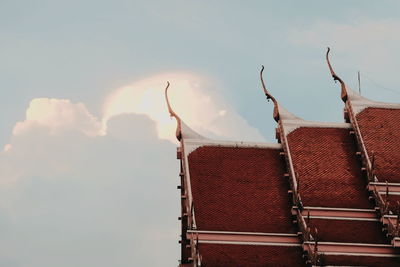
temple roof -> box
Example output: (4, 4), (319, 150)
(327, 48), (400, 205)
(167, 54), (400, 266)
(356, 107), (400, 183)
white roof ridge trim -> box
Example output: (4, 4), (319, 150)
(183, 139), (282, 155)
(282, 119), (352, 135)
(187, 230), (297, 236)
(180, 120), (207, 140)
(277, 103), (302, 121)
(274, 101), (352, 134)
(346, 85), (400, 115)
(298, 206), (376, 212)
(198, 240), (302, 247)
(303, 241), (392, 247)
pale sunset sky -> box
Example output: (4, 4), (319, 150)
(1, 1), (400, 266)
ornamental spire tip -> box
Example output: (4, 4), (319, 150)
(326, 47), (348, 101)
(164, 81), (182, 141)
(260, 65), (280, 122)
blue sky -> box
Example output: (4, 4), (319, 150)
(1, 1), (400, 266)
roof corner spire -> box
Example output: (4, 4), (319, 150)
(165, 81), (205, 141)
(165, 81), (183, 141)
(260, 65), (280, 122)
(326, 47), (348, 102)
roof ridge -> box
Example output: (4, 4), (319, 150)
(183, 139), (282, 156)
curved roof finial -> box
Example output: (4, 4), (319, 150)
(260, 65), (280, 122)
(165, 81), (182, 141)
(326, 47), (348, 101)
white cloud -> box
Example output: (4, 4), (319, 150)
(3, 144), (11, 152)
(0, 72), (266, 266)
(13, 98), (102, 137)
(3, 73), (264, 186)
(103, 72), (265, 142)
(0, 113), (179, 267)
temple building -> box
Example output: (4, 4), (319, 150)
(166, 49), (400, 266)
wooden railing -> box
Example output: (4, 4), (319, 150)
(187, 232), (202, 266)
(371, 179), (400, 241)
(297, 211), (321, 265)
(386, 216), (400, 239)
(178, 143), (198, 265)
(372, 184), (389, 215)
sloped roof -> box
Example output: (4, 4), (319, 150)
(326, 48), (400, 185)
(327, 48), (400, 217)
(198, 244), (306, 267)
(183, 142), (304, 266)
(306, 218), (388, 244)
(166, 54), (400, 266)
(188, 145), (294, 233)
(356, 107), (400, 183)
(286, 127), (370, 209)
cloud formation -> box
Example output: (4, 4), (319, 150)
(0, 73), (265, 266)
(0, 112), (180, 266)
(13, 98), (102, 136)
(103, 72), (265, 142)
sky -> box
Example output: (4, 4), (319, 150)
(1, 1), (400, 266)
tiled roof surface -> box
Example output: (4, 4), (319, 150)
(286, 127), (371, 208)
(188, 146), (295, 233)
(356, 108), (400, 183)
(179, 103), (400, 265)
(307, 218), (388, 243)
(199, 244), (306, 267)
(322, 255), (400, 266)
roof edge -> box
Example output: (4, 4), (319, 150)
(282, 120), (352, 135)
(183, 139), (282, 155)
(346, 85), (400, 115)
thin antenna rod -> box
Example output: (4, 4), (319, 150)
(358, 71), (361, 95)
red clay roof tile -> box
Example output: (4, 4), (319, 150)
(357, 108), (400, 183)
(286, 127), (371, 209)
(188, 146), (295, 233)
(199, 243), (306, 267)
(307, 218), (388, 244)
(322, 254), (400, 266)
